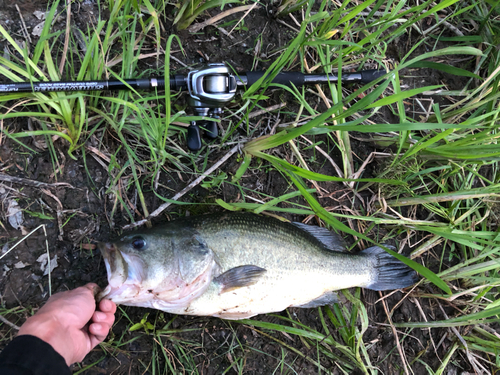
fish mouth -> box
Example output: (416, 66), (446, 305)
(98, 242), (129, 300)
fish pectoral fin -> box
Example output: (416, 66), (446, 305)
(214, 265), (266, 294)
(291, 291), (339, 308)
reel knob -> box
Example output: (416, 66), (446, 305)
(202, 121), (218, 139)
(187, 123), (202, 151)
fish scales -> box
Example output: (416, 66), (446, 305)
(99, 212), (418, 319)
(195, 214), (371, 283)
(179, 215), (370, 318)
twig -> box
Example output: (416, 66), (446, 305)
(122, 145), (240, 230)
(0, 173), (75, 189)
(288, 139), (324, 194)
(379, 291), (410, 375)
(410, 235), (444, 259)
(0, 224), (46, 261)
(41, 189), (64, 241)
(1, 99), (32, 146)
(86, 145), (111, 164)
(376, 190), (498, 208)
(275, 19), (300, 33)
(441, 20), (465, 37)
(188, 5), (258, 33)
(423, 18), (464, 37)
(215, 26), (234, 40)
(437, 304), (485, 374)
(15, 5), (32, 44)
(168, 53), (190, 68)
(287, 13), (302, 28)
(59, 0), (72, 74)
(436, 332), (448, 351)
(248, 103), (287, 119)
(2, 224), (54, 297)
(42, 224), (52, 297)
(0, 315), (20, 330)
(412, 297), (439, 359)
(228, 2), (258, 36)
(107, 51), (164, 69)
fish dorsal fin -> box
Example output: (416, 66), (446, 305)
(291, 222), (347, 252)
(214, 265), (267, 294)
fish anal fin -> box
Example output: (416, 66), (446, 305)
(214, 265), (267, 294)
(291, 291), (338, 308)
(292, 222), (347, 252)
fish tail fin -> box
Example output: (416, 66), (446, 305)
(362, 246), (418, 291)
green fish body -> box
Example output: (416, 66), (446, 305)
(99, 212), (417, 319)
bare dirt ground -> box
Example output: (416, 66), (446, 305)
(0, 1), (479, 374)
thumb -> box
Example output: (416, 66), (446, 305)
(82, 283), (102, 298)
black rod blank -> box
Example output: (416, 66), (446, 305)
(0, 78), (168, 93)
(0, 69), (386, 94)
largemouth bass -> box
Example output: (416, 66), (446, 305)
(99, 212), (417, 319)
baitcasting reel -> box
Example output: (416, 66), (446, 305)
(184, 63), (237, 151)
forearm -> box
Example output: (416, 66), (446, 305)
(0, 335), (71, 375)
(0, 284), (116, 371)
(18, 312), (77, 366)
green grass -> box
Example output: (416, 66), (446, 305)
(1, 0), (500, 373)
(173, 0), (242, 30)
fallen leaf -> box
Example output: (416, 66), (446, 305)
(2, 264), (10, 277)
(36, 253), (58, 276)
(1, 243), (9, 256)
(36, 253), (48, 264)
(33, 11), (48, 20)
(14, 261), (28, 269)
(7, 199), (23, 230)
(32, 22), (45, 37)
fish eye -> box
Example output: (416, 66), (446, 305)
(131, 236), (146, 250)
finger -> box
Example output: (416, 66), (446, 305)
(69, 284), (98, 301)
(88, 323), (110, 345)
(92, 311), (115, 327)
(99, 299), (117, 314)
(82, 283), (102, 298)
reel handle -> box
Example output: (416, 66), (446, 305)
(186, 120), (219, 151)
(187, 124), (202, 151)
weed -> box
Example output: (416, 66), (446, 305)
(174, 0), (242, 30)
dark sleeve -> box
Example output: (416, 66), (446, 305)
(0, 335), (71, 375)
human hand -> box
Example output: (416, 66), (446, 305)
(18, 283), (116, 366)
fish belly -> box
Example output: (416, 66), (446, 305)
(159, 261), (372, 319)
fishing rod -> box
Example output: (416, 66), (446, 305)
(0, 63), (387, 150)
